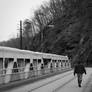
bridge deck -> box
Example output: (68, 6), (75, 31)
(1, 68), (92, 92)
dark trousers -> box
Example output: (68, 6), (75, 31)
(77, 73), (83, 85)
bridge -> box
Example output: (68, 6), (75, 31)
(0, 68), (92, 92)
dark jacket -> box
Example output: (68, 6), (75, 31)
(74, 64), (86, 75)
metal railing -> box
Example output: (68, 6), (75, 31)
(0, 66), (71, 85)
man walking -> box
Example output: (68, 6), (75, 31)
(74, 61), (86, 87)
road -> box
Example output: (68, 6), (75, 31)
(4, 68), (92, 92)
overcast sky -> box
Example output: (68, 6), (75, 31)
(0, 0), (49, 42)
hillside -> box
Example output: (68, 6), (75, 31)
(29, 0), (92, 65)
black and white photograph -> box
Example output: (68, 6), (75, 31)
(0, 0), (92, 92)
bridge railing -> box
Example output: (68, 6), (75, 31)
(0, 66), (71, 85)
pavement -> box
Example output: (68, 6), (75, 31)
(1, 68), (92, 92)
(0, 68), (71, 92)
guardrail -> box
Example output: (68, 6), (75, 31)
(0, 67), (71, 85)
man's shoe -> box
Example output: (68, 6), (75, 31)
(79, 84), (81, 87)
